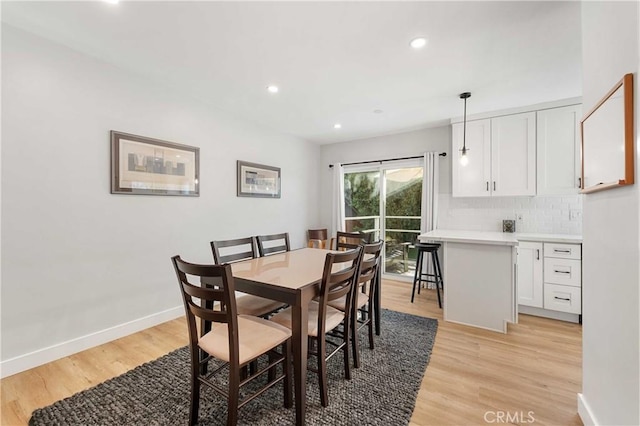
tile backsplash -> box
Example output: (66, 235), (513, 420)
(437, 194), (583, 235)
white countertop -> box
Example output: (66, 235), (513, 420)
(419, 229), (582, 246)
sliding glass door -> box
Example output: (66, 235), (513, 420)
(383, 167), (422, 277)
(343, 161), (423, 279)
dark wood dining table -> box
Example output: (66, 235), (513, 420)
(230, 247), (333, 425)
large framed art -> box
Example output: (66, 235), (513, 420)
(111, 131), (199, 196)
(237, 160), (281, 198)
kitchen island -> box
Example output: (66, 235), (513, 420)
(419, 230), (519, 333)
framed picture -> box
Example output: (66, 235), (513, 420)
(237, 160), (281, 198)
(111, 131), (199, 196)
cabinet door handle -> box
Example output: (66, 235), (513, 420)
(554, 296), (571, 301)
(554, 249), (571, 254)
(486, 182), (489, 191)
(536, 249), (540, 260)
(554, 270), (571, 274)
(578, 177), (582, 188)
(493, 181), (496, 191)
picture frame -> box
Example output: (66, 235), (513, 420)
(237, 160), (281, 198)
(111, 131), (199, 196)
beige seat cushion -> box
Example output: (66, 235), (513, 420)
(236, 295), (286, 317)
(327, 291), (369, 312)
(270, 301), (345, 337)
(198, 315), (291, 365)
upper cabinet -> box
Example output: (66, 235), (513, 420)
(452, 112), (536, 197)
(537, 105), (582, 195)
(451, 119), (491, 197)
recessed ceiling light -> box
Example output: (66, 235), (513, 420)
(373, 109), (383, 114)
(334, 123), (342, 129)
(410, 37), (427, 49)
(104, 0), (120, 4)
(267, 85), (279, 94)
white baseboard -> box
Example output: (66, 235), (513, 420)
(578, 393), (599, 426)
(518, 305), (581, 323)
(0, 306), (183, 379)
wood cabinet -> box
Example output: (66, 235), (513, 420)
(537, 105), (582, 195)
(452, 112), (536, 197)
(517, 241), (543, 308)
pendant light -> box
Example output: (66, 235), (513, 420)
(459, 92), (471, 166)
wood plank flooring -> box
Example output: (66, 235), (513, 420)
(1, 279), (583, 425)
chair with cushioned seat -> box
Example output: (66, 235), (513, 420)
(328, 240), (383, 368)
(171, 256), (292, 426)
(271, 246), (362, 407)
(211, 237), (286, 317)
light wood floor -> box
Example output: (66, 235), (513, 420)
(1, 279), (583, 425)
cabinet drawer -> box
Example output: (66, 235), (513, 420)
(544, 283), (581, 314)
(544, 258), (581, 287)
(544, 242), (581, 260)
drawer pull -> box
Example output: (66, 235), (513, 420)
(554, 270), (571, 274)
(554, 249), (571, 254)
(554, 296), (571, 301)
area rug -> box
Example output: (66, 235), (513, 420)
(29, 309), (437, 426)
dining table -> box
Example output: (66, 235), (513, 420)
(230, 247), (335, 425)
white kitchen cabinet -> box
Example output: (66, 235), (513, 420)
(537, 105), (582, 195)
(451, 119), (491, 197)
(452, 112), (536, 197)
(517, 239), (582, 323)
(517, 241), (543, 308)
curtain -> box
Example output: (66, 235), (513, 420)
(420, 152), (439, 288)
(331, 163), (345, 245)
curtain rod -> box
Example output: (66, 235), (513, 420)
(328, 153), (446, 168)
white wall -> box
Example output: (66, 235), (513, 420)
(579, 2), (640, 425)
(0, 25), (320, 373)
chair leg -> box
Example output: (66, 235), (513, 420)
(352, 306), (361, 369)
(368, 305), (375, 350)
(189, 356), (200, 426)
(343, 315), (351, 381)
(268, 352), (275, 382)
(411, 251), (422, 303)
(283, 341), (292, 408)
(317, 337), (329, 407)
(227, 366), (240, 426)
(431, 252), (442, 309)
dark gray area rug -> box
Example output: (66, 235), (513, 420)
(29, 309), (437, 426)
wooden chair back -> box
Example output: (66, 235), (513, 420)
(358, 240), (384, 289)
(256, 232), (290, 257)
(316, 247), (363, 338)
(171, 256), (240, 364)
(307, 228), (329, 249)
(211, 237), (256, 264)
(335, 231), (371, 251)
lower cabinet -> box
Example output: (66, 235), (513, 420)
(517, 242), (543, 308)
(517, 241), (582, 322)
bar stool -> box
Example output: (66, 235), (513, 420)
(411, 242), (444, 308)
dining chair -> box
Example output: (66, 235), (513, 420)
(307, 228), (330, 249)
(256, 232), (290, 257)
(171, 256), (292, 426)
(270, 246), (363, 407)
(328, 240), (384, 368)
(211, 237), (286, 317)
(335, 231), (371, 251)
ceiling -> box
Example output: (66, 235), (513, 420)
(1, 1), (582, 144)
